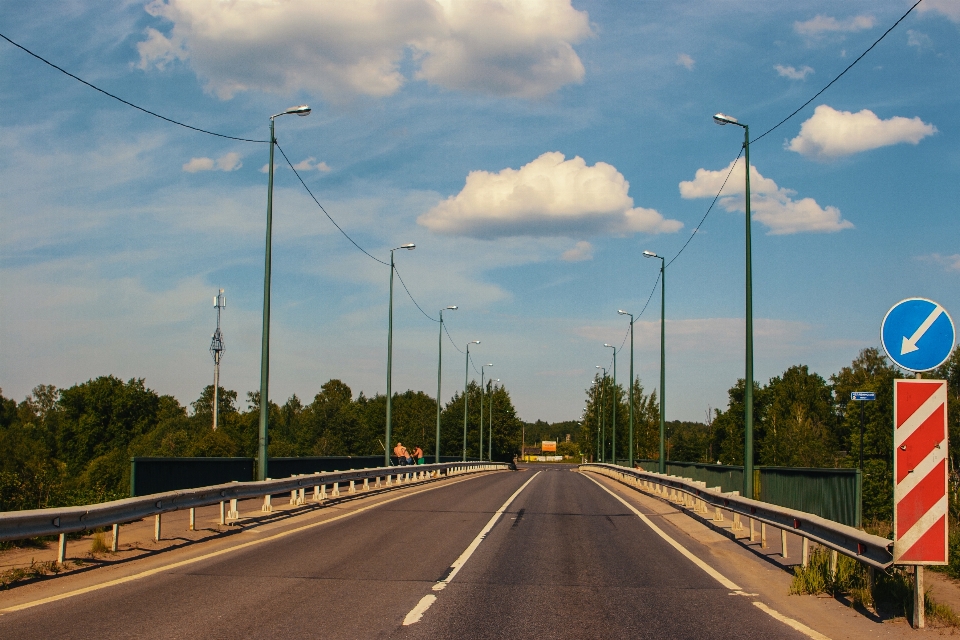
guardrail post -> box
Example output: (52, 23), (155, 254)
(363, 478), (370, 491)
(320, 484), (328, 499)
(332, 482), (340, 497)
(154, 514), (162, 541)
(801, 538), (809, 568)
(714, 506), (723, 522)
(349, 480), (356, 494)
(760, 522), (768, 549)
(112, 523), (119, 551)
(290, 488), (297, 505)
(263, 493), (273, 512)
(189, 508), (196, 531)
(57, 532), (66, 564)
(386, 474), (392, 486)
(228, 498), (239, 520)
(375, 476), (382, 488)
(220, 501), (226, 524)
(298, 487), (306, 504)
(829, 550), (838, 579)
(780, 529), (788, 558)
(313, 483), (321, 502)
(749, 518), (756, 542)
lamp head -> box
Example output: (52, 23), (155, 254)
(400, 243), (415, 250)
(643, 250), (658, 258)
(604, 343), (612, 348)
(713, 113), (737, 126)
(618, 309), (629, 315)
(446, 305), (458, 310)
(471, 340), (480, 345)
(273, 105), (312, 119)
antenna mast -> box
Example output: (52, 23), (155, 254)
(210, 289), (226, 430)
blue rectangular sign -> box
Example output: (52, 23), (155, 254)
(851, 391), (876, 401)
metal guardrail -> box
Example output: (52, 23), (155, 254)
(580, 463), (893, 569)
(0, 462), (507, 547)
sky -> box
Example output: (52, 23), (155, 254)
(2, 0), (959, 424)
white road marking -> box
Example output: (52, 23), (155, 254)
(753, 602), (831, 640)
(402, 471), (541, 625)
(1, 473), (490, 614)
(585, 472), (833, 640)
(582, 472), (741, 590)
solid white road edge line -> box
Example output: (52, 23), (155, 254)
(582, 472), (741, 590)
(402, 471), (541, 626)
(1, 473), (491, 614)
(753, 602), (831, 640)
(583, 472), (833, 640)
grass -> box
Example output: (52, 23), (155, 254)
(0, 559), (61, 589)
(90, 530), (109, 555)
(791, 546), (960, 626)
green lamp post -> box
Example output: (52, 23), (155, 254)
(480, 363), (493, 460)
(384, 243), (416, 467)
(618, 310), (635, 469)
(257, 104), (310, 481)
(643, 250), (666, 474)
(463, 341), (480, 461)
(604, 344), (616, 465)
(714, 112), (754, 499)
(436, 306), (458, 463)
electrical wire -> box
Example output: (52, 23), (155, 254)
(750, 0), (924, 145)
(393, 265), (439, 322)
(0, 31), (268, 144)
(443, 322), (466, 354)
(275, 143), (389, 266)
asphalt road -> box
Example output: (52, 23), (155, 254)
(0, 465), (810, 639)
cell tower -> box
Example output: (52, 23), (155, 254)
(210, 289), (226, 430)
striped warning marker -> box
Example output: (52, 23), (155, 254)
(894, 379), (948, 564)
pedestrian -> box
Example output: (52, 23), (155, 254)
(394, 442), (408, 466)
(414, 445), (424, 465)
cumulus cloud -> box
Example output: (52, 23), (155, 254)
(138, 0), (591, 101)
(679, 160), (852, 235)
(182, 152), (242, 173)
(292, 157), (332, 172)
(786, 105), (937, 160)
(676, 53), (695, 70)
(561, 241), (593, 262)
(418, 152), (683, 239)
(918, 253), (960, 272)
(918, 0), (960, 23)
(775, 64), (814, 80)
(795, 14), (875, 37)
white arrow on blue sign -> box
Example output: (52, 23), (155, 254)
(850, 391), (876, 401)
(881, 298), (955, 372)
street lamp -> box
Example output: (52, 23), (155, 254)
(604, 344), (617, 465)
(596, 366), (606, 462)
(644, 250), (666, 474)
(714, 112), (754, 499)
(463, 341), (480, 461)
(436, 306), (458, 463)
(618, 310), (635, 469)
(480, 363), (493, 460)
(384, 243), (416, 467)
(489, 378), (499, 461)
(258, 104), (311, 481)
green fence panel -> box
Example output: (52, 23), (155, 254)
(757, 466), (861, 527)
(130, 457), (254, 497)
(665, 462), (744, 494)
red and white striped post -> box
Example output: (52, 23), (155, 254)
(894, 378), (949, 629)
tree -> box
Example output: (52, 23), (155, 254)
(759, 365), (835, 467)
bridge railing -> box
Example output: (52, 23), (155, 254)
(580, 463), (892, 570)
(0, 461), (508, 562)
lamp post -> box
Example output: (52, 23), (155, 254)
(436, 306), (458, 463)
(604, 344), (617, 465)
(463, 341), (480, 461)
(480, 363), (493, 460)
(489, 378), (499, 461)
(596, 366), (606, 462)
(644, 250), (666, 474)
(258, 104), (310, 481)
(714, 112), (754, 499)
(591, 381), (600, 462)
(618, 310), (635, 468)
(384, 243), (416, 467)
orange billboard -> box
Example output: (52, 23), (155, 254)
(541, 440), (557, 452)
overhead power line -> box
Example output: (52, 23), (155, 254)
(0, 31), (268, 143)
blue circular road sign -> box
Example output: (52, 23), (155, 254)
(881, 297), (955, 372)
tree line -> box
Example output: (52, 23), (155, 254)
(0, 378), (523, 512)
(579, 347), (960, 524)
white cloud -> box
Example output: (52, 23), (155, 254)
(907, 30), (933, 50)
(138, 0), (591, 101)
(561, 241), (593, 262)
(794, 14), (875, 37)
(182, 156), (214, 172)
(418, 152), (683, 239)
(676, 53), (695, 70)
(182, 152), (241, 173)
(679, 159), (853, 235)
(786, 105), (937, 160)
(775, 64), (814, 80)
(292, 157), (332, 173)
(918, 0), (960, 23)
(918, 253), (960, 272)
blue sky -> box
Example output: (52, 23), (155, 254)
(2, 0), (959, 423)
